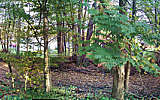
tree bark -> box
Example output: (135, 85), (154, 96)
(3, 29), (7, 52)
(123, 0), (137, 92)
(80, 2), (95, 65)
(43, 0), (51, 92)
(86, 18), (93, 41)
(6, 31), (9, 52)
(62, 20), (67, 56)
(67, 33), (70, 56)
(16, 19), (21, 56)
(8, 62), (15, 88)
(132, 0), (136, 21)
(154, 0), (158, 32)
(112, 66), (125, 100)
(112, 0), (127, 99)
(57, 13), (64, 55)
(124, 61), (130, 92)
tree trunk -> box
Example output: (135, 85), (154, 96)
(132, 0), (136, 21)
(26, 36), (29, 52)
(43, 0), (51, 92)
(159, 16), (160, 32)
(79, 2), (95, 65)
(112, 0), (127, 99)
(43, 42), (51, 92)
(63, 33), (66, 56)
(16, 19), (21, 55)
(154, 0), (158, 32)
(26, 4), (30, 52)
(86, 18), (93, 41)
(3, 29), (7, 52)
(57, 13), (64, 55)
(8, 62), (15, 88)
(0, 30), (2, 49)
(67, 33), (70, 56)
(82, 1), (87, 47)
(112, 66), (125, 100)
(6, 31), (9, 52)
(123, 0), (137, 92)
(76, 1), (83, 66)
(16, 36), (20, 55)
(124, 61), (130, 92)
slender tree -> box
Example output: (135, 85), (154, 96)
(42, 0), (51, 92)
(111, 0), (127, 99)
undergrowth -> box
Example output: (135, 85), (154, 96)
(1, 83), (160, 100)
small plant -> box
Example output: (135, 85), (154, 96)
(16, 86), (77, 99)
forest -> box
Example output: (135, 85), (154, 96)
(0, 0), (160, 100)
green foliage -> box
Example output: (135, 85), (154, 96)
(79, 1), (160, 74)
(0, 51), (44, 88)
(13, 86), (77, 99)
(0, 0), (160, 99)
(1, 79), (160, 99)
(50, 56), (69, 63)
(84, 43), (128, 70)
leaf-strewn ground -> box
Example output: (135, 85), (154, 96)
(0, 61), (160, 98)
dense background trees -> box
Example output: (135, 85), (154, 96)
(0, 0), (160, 99)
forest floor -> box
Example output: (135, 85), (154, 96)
(51, 63), (160, 98)
(0, 61), (160, 99)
